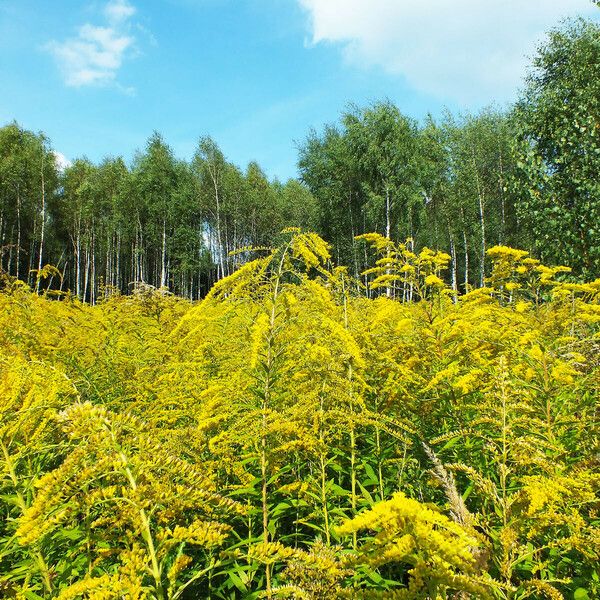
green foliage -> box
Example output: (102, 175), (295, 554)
(511, 18), (600, 277)
(0, 121), (59, 285)
(299, 104), (520, 293)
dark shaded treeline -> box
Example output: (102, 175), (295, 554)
(1, 19), (598, 300)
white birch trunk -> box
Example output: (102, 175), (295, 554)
(36, 157), (46, 293)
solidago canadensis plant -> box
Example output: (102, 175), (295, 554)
(0, 231), (598, 599)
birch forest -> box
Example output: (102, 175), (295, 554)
(2, 20), (599, 297)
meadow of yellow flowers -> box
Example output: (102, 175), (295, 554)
(0, 230), (598, 599)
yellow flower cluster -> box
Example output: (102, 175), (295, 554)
(1, 230), (598, 599)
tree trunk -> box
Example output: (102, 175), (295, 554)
(385, 186), (392, 298)
(105, 232), (111, 296)
(463, 229), (469, 293)
(478, 191), (486, 288)
(137, 216), (145, 283)
(91, 232), (96, 304)
(83, 244), (90, 304)
(408, 238), (414, 302)
(132, 241), (136, 285)
(450, 234), (458, 302)
(471, 151), (486, 288)
(36, 157), (46, 293)
(385, 186), (391, 239)
(209, 165), (225, 280)
(16, 186), (21, 280)
(498, 149), (506, 245)
(160, 219), (167, 288)
(349, 190), (359, 281)
(76, 229), (82, 299)
(0, 213), (5, 273)
(116, 232), (121, 291)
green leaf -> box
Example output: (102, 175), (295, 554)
(226, 571), (249, 593)
(362, 462), (378, 484)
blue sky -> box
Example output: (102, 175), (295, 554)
(1, 0), (598, 179)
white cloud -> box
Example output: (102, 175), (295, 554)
(298, 0), (598, 104)
(53, 151), (72, 172)
(47, 0), (137, 88)
(105, 0), (136, 25)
